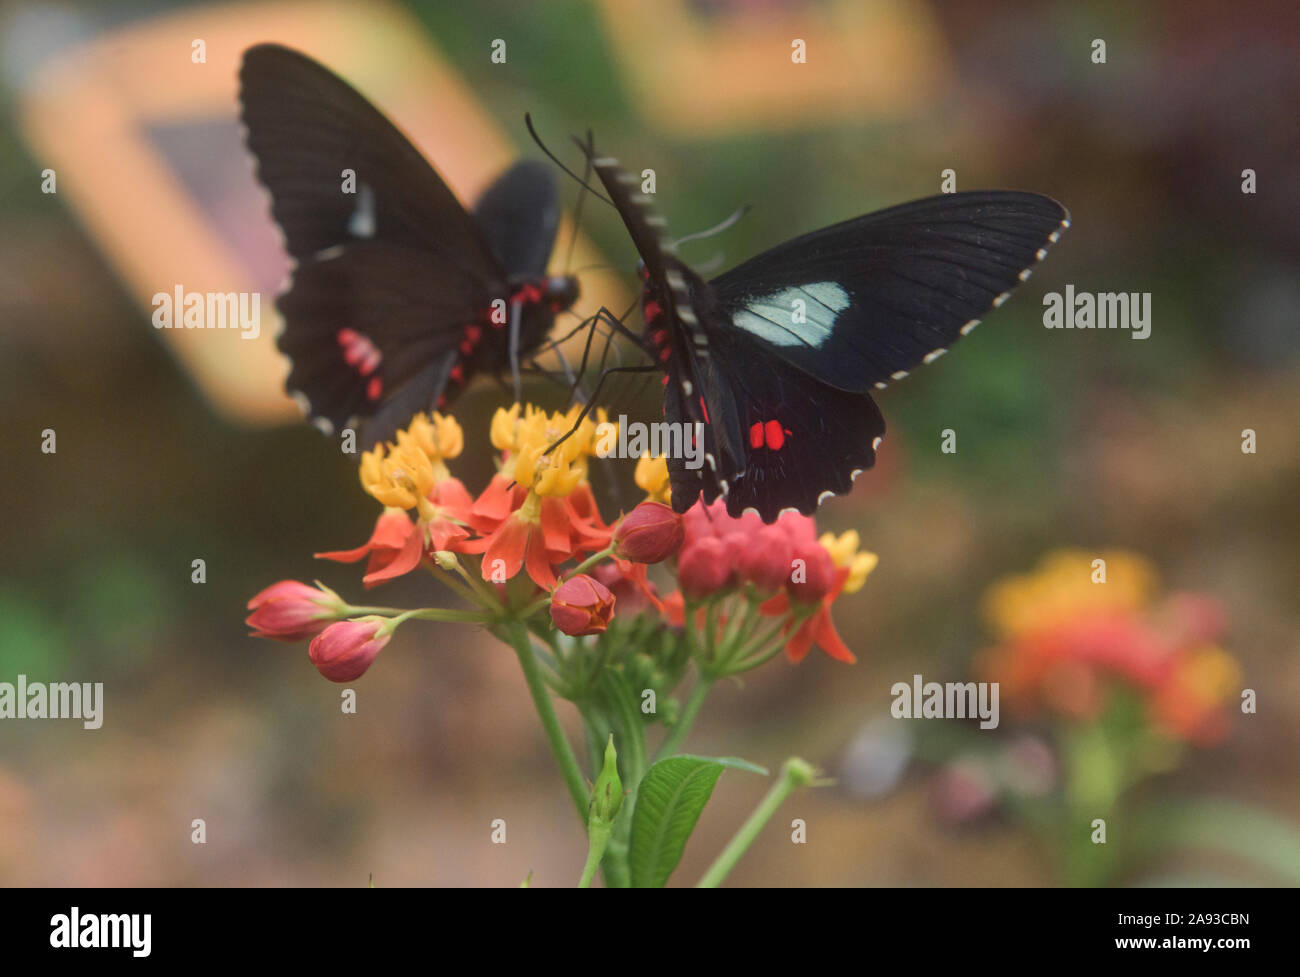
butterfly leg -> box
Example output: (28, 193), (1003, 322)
(544, 363), (659, 456)
(564, 303), (645, 403)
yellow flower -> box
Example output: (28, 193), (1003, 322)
(819, 530), (879, 594)
(487, 402), (611, 498)
(1173, 645), (1241, 706)
(359, 439), (436, 519)
(407, 411), (463, 460)
(635, 454), (672, 504)
(490, 403), (525, 453)
(982, 548), (1158, 639)
(514, 442), (583, 497)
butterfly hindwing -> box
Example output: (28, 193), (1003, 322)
(664, 264), (885, 520)
(473, 160), (563, 279)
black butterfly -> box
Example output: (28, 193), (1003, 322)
(239, 44), (580, 448)
(581, 145), (1069, 522)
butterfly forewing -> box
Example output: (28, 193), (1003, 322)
(240, 45), (574, 448)
(239, 43), (501, 271)
(709, 192), (1070, 394)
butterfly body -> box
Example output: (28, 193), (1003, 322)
(588, 150), (1069, 521)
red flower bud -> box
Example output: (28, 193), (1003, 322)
(246, 580), (343, 642)
(735, 525), (794, 594)
(550, 574), (616, 636)
(592, 561), (659, 616)
(678, 536), (734, 599)
(787, 542), (835, 602)
(308, 618), (389, 682)
(614, 501), (685, 564)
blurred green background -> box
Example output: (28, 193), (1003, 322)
(1, 0), (1297, 885)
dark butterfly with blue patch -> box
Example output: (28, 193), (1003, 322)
(581, 144), (1069, 522)
(239, 44), (579, 449)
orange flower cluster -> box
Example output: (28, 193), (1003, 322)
(976, 550), (1240, 744)
(317, 406), (614, 591)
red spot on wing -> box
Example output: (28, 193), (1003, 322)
(698, 396), (710, 423)
(746, 418), (790, 451)
(644, 300), (662, 322)
(338, 329), (384, 380)
(449, 364), (464, 383)
(366, 376), (383, 401)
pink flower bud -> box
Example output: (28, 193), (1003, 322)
(678, 536), (734, 600)
(775, 509), (818, 546)
(614, 502), (685, 564)
(736, 525), (794, 594)
(550, 574), (617, 636)
(308, 618), (389, 682)
(787, 542), (835, 602)
(682, 499), (723, 544)
(246, 580), (343, 642)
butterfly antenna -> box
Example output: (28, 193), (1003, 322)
(525, 114), (614, 207)
(669, 204), (751, 249)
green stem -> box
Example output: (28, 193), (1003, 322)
(654, 674), (714, 762)
(450, 558), (506, 612)
(567, 544), (618, 582)
(696, 757), (816, 888)
(340, 604), (406, 616)
(423, 564), (483, 608)
(406, 607), (496, 624)
(579, 821), (613, 888)
(502, 619), (589, 825)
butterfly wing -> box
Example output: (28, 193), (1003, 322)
(239, 44), (528, 445)
(239, 43), (502, 267)
(583, 142), (1067, 520)
(708, 192), (1069, 394)
(473, 160), (562, 278)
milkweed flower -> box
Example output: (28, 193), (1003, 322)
(245, 580), (346, 641)
(976, 549), (1239, 744)
(319, 413), (475, 586)
(670, 499), (876, 665)
(761, 527), (878, 663)
(471, 404), (614, 589)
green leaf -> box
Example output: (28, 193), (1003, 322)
(629, 757), (728, 888)
(676, 754), (769, 776)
